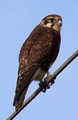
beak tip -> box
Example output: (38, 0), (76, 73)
(56, 20), (62, 26)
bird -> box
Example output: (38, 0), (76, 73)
(13, 14), (62, 111)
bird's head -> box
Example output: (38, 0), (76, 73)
(40, 14), (62, 32)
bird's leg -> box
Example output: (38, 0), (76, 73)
(39, 80), (47, 92)
(44, 72), (51, 89)
(39, 71), (56, 92)
(44, 71), (56, 87)
(45, 71), (55, 86)
(39, 72), (50, 92)
(38, 72), (50, 92)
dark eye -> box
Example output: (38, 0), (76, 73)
(44, 19), (49, 24)
(50, 18), (55, 22)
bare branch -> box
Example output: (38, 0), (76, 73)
(6, 50), (78, 120)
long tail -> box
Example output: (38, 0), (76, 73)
(14, 87), (28, 111)
(13, 65), (40, 111)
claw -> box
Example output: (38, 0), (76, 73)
(38, 81), (47, 92)
(39, 71), (56, 92)
(44, 71), (56, 86)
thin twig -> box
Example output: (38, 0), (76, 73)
(6, 50), (78, 120)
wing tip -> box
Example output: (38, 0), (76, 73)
(13, 98), (19, 112)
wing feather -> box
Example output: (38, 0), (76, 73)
(13, 25), (60, 110)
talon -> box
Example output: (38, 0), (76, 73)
(44, 71), (56, 87)
(50, 76), (56, 86)
(38, 81), (47, 93)
(48, 80), (55, 86)
(38, 81), (44, 88)
(42, 88), (46, 93)
(38, 72), (56, 92)
(44, 78), (50, 89)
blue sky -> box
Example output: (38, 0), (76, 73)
(0, 1), (78, 120)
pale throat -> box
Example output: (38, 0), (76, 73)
(52, 25), (61, 33)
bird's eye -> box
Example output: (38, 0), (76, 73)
(44, 20), (49, 24)
(50, 18), (55, 22)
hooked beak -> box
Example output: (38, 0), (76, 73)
(56, 20), (62, 26)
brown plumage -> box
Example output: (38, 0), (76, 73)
(13, 14), (62, 111)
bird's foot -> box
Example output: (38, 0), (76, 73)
(39, 72), (56, 92)
(44, 71), (56, 87)
(39, 80), (50, 92)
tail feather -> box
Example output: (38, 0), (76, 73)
(14, 87), (28, 112)
(13, 64), (40, 111)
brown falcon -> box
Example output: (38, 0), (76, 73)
(13, 14), (62, 111)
